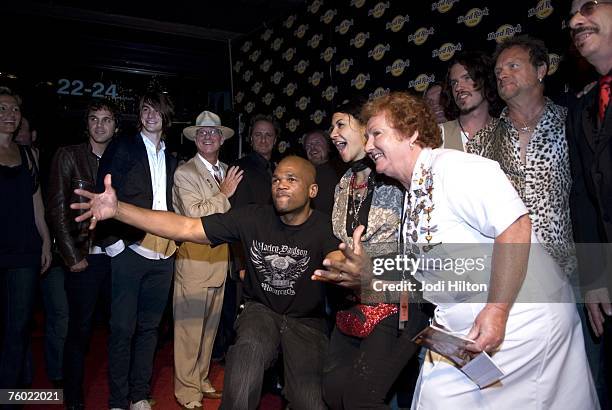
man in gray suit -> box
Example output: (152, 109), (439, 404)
(172, 111), (243, 409)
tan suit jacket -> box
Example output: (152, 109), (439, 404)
(172, 156), (230, 287)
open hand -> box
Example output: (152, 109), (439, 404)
(219, 166), (244, 198)
(70, 174), (118, 230)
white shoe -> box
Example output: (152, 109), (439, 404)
(183, 401), (202, 409)
(129, 400), (152, 410)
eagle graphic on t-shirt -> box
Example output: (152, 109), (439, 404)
(250, 241), (310, 291)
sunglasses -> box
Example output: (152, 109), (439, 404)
(570, 0), (612, 19)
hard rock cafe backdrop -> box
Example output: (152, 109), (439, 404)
(230, 0), (581, 155)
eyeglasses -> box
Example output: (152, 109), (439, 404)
(570, 0), (612, 19)
(196, 128), (222, 138)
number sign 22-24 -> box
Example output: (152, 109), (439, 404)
(57, 79), (117, 98)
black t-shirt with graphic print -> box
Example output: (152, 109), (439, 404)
(202, 204), (339, 318)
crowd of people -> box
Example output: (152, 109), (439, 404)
(1, 1), (612, 409)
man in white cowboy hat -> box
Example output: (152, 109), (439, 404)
(172, 110), (243, 409)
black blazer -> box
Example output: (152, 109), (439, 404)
(567, 84), (612, 290)
(95, 133), (177, 248)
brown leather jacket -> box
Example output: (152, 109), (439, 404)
(46, 142), (101, 267)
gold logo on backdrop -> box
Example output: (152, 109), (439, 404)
(336, 59), (354, 74)
(386, 15), (410, 32)
(287, 118), (300, 132)
(369, 2), (391, 18)
(548, 53), (561, 75)
(321, 9), (337, 24)
(278, 140), (290, 154)
(271, 38), (284, 51)
(432, 0), (460, 13)
(284, 82), (298, 97)
(309, 72), (324, 87)
(270, 71), (284, 85)
(245, 101), (255, 114)
(242, 70), (253, 82)
(294, 60), (310, 74)
(240, 41), (252, 53)
(284, 15), (297, 29)
(308, 34), (323, 49)
(260, 59), (273, 72)
(233, 61), (243, 73)
(310, 110), (327, 125)
(369, 87), (390, 99)
(321, 47), (337, 62)
(322, 86), (338, 101)
(351, 73), (371, 90)
(351, 32), (371, 48)
(251, 82), (262, 95)
(386, 59), (410, 77)
(296, 96), (311, 111)
(409, 27), (435, 45)
(432, 42), (463, 61)
(351, 0), (366, 8)
(261, 29), (273, 42)
(457, 8), (489, 27)
(308, 0), (323, 14)
(262, 93), (274, 106)
(487, 24), (522, 43)
(528, 0), (553, 19)
(335, 19), (354, 35)
(368, 44), (391, 61)
(283, 48), (297, 61)
(249, 50), (261, 62)
(295, 24), (309, 39)
(235, 92), (244, 104)
(274, 106), (286, 119)
(409, 74), (436, 93)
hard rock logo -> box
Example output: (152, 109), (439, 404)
(287, 118), (300, 132)
(335, 19), (354, 35)
(321, 47), (337, 62)
(308, 0), (323, 14)
(284, 15), (297, 29)
(245, 101), (255, 114)
(457, 8), (489, 27)
(294, 24), (309, 39)
(309, 72), (324, 87)
(270, 71), (284, 85)
(235, 92), (244, 104)
(487, 24), (522, 43)
(282, 48), (297, 62)
(310, 110), (326, 125)
(548, 53), (561, 75)
(432, 0), (460, 13)
(350, 32), (370, 49)
(274, 106), (286, 119)
(262, 93), (274, 106)
(369, 87), (390, 100)
(233, 60), (243, 73)
(351, 73), (371, 90)
(350, 0), (366, 8)
(251, 82), (263, 95)
(296, 96), (311, 111)
(249, 49), (261, 62)
(308, 34), (323, 49)
(368, 44), (391, 61)
(240, 41), (252, 53)
(322, 86), (338, 101)
(242, 70), (253, 82)
(386, 15), (410, 32)
(271, 38), (284, 51)
(409, 74), (435, 93)
(368, 2), (390, 19)
(283, 82), (298, 97)
(432, 42), (462, 61)
(260, 59), (272, 72)
(528, 0), (553, 19)
(321, 9), (337, 24)
(294, 60), (310, 74)
(278, 140), (290, 154)
(261, 29), (273, 42)
(408, 27), (435, 45)
(336, 58), (354, 74)
(385, 59), (410, 77)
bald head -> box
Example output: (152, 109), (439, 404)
(277, 155), (316, 185)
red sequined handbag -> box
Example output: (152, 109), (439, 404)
(335, 303), (398, 338)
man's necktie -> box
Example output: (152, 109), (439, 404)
(212, 164), (223, 185)
(599, 74), (612, 123)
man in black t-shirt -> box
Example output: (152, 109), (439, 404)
(73, 156), (340, 410)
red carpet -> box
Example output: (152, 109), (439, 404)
(29, 325), (283, 409)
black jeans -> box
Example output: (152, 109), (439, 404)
(63, 254), (111, 405)
(322, 306), (429, 410)
(220, 301), (328, 410)
(107, 249), (174, 409)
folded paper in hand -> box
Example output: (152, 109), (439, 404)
(412, 325), (504, 388)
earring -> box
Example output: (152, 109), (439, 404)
(409, 142), (415, 150)
(538, 77), (543, 83)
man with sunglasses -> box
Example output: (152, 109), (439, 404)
(567, 1), (612, 406)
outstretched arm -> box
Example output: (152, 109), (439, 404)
(72, 174), (210, 245)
